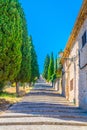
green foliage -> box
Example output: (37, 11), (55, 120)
(16, 5), (39, 84)
(0, 82), (4, 92)
(0, 0), (22, 82)
(43, 54), (50, 80)
(50, 73), (56, 82)
(0, 92), (16, 98)
(56, 58), (62, 78)
(16, 7), (30, 83)
(48, 52), (54, 81)
(28, 36), (40, 83)
(0, 0), (40, 91)
(54, 56), (58, 73)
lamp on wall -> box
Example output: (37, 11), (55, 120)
(59, 51), (75, 62)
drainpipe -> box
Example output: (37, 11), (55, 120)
(79, 50), (81, 69)
(73, 60), (76, 105)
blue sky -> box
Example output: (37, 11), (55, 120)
(19, 0), (83, 73)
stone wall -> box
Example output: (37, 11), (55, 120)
(62, 18), (87, 109)
(54, 78), (62, 94)
(69, 18), (87, 108)
(68, 41), (79, 106)
(79, 67), (87, 109)
(64, 41), (79, 105)
(77, 18), (87, 110)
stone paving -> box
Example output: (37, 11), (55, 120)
(0, 82), (87, 130)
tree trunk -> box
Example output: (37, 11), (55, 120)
(52, 81), (54, 88)
(23, 83), (26, 90)
(29, 83), (31, 87)
(16, 82), (19, 97)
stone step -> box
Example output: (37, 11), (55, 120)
(0, 122), (86, 126)
(0, 125), (86, 130)
(9, 107), (86, 113)
(9, 107), (79, 111)
(0, 117), (86, 126)
(3, 110), (87, 118)
(9, 106), (80, 112)
(13, 103), (76, 108)
(1, 114), (87, 119)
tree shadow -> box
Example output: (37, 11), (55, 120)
(34, 83), (53, 88)
(27, 91), (62, 97)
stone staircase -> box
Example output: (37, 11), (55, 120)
(1, 101), (87, 118)
(0, 84), (87, 129)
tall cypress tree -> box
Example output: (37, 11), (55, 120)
(17, 7), (29, 83)
(48, 52), (54, 81)
(14, 3), (31, 95)
(28, 36), (39, 84)
(54, 56), (58, 73)
(0, 0), (22, 82)
(43, 54), (50, 80)
(57, 58), (62, 77)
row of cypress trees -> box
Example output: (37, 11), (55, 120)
(43, 52), (62, 84)
(43, 52), (55, 81)
(0, 0), (39, 93)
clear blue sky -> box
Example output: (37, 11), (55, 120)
(19, 0), (83, 73)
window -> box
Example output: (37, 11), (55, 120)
(70, 79), (73, 91)
(82, 31), (86, 48)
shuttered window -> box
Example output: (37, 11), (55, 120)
(82, 31), (86, 48)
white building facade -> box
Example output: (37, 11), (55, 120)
(62, 0), (87, 110)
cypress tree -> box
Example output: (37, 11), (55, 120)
(0, 0), (22, 82)
(57, 58), (62, 77)
(48, 52), (54, 81)
(14, 3), (31, 95)
(54, 56), (58, 73)
(17, 7), (29, 83)
(43, 54), (50, 80)
(28, 36), (39, 84)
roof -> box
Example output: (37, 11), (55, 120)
(61, 0), (87, 63)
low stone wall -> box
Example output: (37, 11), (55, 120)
(54, 78), (62, 94)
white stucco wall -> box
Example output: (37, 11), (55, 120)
(68, 41), (79, 106)
(62, 18), (87, 109)
(77, 18), (87, 110)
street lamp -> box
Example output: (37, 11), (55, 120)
(59, 51), (76, 62)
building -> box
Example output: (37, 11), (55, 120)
(62, 0), (87, 110)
